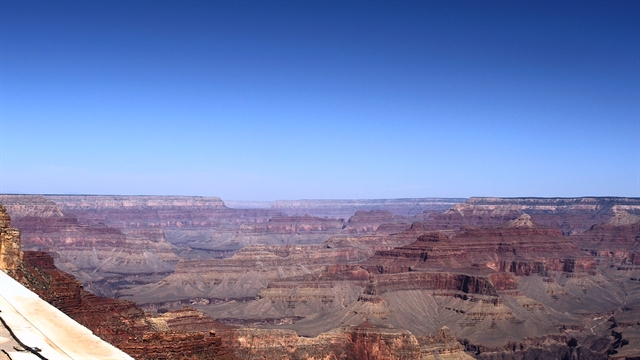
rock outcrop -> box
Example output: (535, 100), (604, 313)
(0, 205), (22, 270)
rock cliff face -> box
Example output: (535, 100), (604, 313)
(574, 210), (640, 267)
(0, 205), (22, 270)
(364, 272), (499, 296)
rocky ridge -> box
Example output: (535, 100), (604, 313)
(0, 204), (22, 270)
(423, 197), (640, 234)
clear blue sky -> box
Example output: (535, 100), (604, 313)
(1, 1), (639, 200)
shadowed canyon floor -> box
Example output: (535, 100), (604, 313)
(2, 195), (640, 359)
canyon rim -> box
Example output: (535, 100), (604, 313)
(1, 195), (639, 359)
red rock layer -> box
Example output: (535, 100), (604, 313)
(574, 212), (640, 268)
(368, 215), (595, 275)
(228, 324), (468, 360)
(364, 272), (499, 296)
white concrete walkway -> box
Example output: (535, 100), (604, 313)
(0, 270), (134, 360)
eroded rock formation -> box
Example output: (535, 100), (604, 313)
(424, 197), (640, 234)
(0, 204), (22, 270)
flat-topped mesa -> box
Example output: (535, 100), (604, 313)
(43, 195), (227, 210)
(0, 204), (22, 270)
(454, 219), (566, 245)
(0, 195), (65, 218)
(148, 306), (234, 332)
(0, 194), (233, 233)
(447, 216), (571, 255)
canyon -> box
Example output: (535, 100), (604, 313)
(1, 195), (640, 359)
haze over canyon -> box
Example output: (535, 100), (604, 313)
(1, 194), (639, 359)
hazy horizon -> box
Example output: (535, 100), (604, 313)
(2, 1), (639, 201)
(2, 193), (639, 205)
